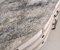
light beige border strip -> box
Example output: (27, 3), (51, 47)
(17, 29), (42, 50)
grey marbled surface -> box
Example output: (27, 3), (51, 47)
(0, 0), (58, 50)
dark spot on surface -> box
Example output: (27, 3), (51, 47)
(0, 32), (3, 36)
(12, 34), (18, 39)
(42, 41), (44, 44)
(0, 23), (2, 25)
(36, 3), (42, 6)
(16, 49), (19, 50)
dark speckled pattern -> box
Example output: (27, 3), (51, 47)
(0, 0), (58, 50)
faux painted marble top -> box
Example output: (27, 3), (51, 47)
(0, 0), (58, 50)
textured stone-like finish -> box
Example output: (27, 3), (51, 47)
(0, 0), (58, 50)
